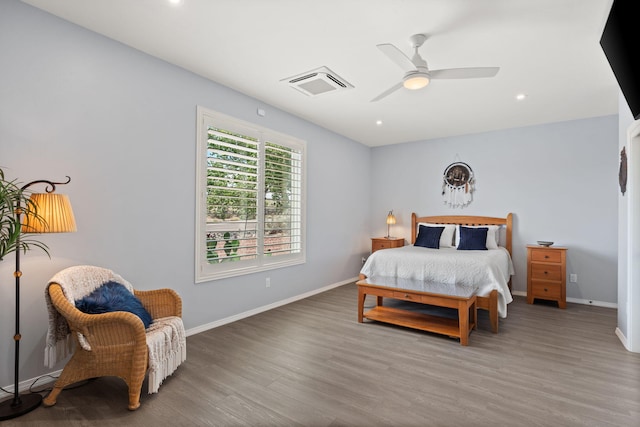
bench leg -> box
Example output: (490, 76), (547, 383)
(459, 300), (469, 346)
(358, 287), (366, 323)
(471, 299), (477, 330)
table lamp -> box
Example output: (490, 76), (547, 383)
(386, 210), (396, 239)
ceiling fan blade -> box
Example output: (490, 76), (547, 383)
(377, 44), (416, 72)
(430, 67), (500, 79)
(370, 82), (404, 102)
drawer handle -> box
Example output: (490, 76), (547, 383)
(544, 255), (549, 259)
(544, 288), (548, 292)
(404, 293), (410, 298)
(544, 271), (548, 275)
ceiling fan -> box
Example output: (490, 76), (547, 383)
(371, 33), (500, 102)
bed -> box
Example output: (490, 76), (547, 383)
(359, 213), (514, 333)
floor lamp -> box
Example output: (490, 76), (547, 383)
(0, 177), (76, 421)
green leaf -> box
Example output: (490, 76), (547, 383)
(0, 168), (51, 260)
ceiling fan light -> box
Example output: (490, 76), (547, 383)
(403, 75), (429, 90)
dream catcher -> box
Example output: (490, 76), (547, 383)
(442, 161), (475, 208)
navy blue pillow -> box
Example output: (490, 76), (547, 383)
(414, 225), (445, 249)
(457, 226), (488, 250)
(75, 281), (153, 328)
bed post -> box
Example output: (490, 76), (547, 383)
(411, 212), (417, 244)
(506, 213), (513, 257)
(506, 213), (513, 292)
(489, 289), (499, 333)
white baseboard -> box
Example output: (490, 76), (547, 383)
(510, 290), (617, 309)
(566, 297), (617, 308)
(1, 278), (357, 399)
(615, 327), (630, 351)
(185, 277), (357, 337)
(0, 369), (62, 400)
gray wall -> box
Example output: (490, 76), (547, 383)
(0, 0), (371, 388)
(0, 0), (626, 390)
(369, 116), (619, 303)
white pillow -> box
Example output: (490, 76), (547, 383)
(418, 223), (456, 248)
(455, 225), (500, 249)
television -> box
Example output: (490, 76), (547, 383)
(600, 0), (640, 120)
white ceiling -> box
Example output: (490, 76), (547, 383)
(21, 0), (618, 147)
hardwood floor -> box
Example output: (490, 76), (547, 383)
(4, 283), (640, 426)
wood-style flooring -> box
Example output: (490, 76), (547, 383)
(3, 283), (640, 426)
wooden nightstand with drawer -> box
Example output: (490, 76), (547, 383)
(371, 237), (404, 253)
(527, 245), (567, 308)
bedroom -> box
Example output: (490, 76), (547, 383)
(0, 0), (638, 423)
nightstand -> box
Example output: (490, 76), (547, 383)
(526, 245), (567, 308)
(371, 237), (404, 253)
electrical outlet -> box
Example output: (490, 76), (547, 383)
(361, 257), (366, 265)
(266, 277), (271, 288)
(570, 274), (577, 283)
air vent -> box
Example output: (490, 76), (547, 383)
(281, 66), (354, 97)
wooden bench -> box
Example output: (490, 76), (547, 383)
(357, 276), (478, 346)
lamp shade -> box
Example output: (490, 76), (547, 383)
(386, 211), (396, 225)
(22, 193), (77, 233)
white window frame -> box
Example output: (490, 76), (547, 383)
(195, 106), (307, 282)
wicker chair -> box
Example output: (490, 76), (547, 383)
(42, 267), (184, 410)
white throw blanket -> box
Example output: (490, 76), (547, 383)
(144, 316), (187, 393)
(44, 265), (186, 394)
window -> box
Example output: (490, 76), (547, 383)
(195, 107), (306, 282)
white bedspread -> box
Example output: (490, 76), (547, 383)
(360, 246), (514, 317)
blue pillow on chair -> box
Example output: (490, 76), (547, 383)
(414, 225), (445, 249)
(75, 281), (153, 328)
(457, 226), (488, 250)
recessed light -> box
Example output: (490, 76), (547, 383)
(168, 0), (184, 6)
(516, 93), (527, 101)
(376, 120), (383, 126)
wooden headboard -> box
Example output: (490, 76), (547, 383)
(411, 213), (513, 257)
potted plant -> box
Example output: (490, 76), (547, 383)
(0, 167), (49, 261)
